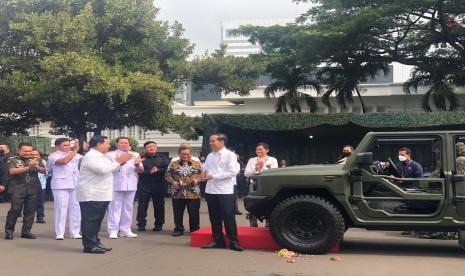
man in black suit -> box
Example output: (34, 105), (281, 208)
(136, 141), (170, 232)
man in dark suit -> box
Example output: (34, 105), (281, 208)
(136, 141), (170, 232)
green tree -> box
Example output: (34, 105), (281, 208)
(191, 45), (264, 96)
(264, 55), (320, 113)
(238, 25), (320, 113)
(0, 0), (192, 138)
(294, 0), (465, 111)
(403, 67), (461, 111)
(37, 52), (174, 140)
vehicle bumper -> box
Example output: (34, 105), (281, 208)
(244, 195), (275, 219)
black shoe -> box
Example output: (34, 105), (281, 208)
(137, 226), (146, 232)
(97, 243), (112, 252)
(21, 233), (36, 239)
(172, 230), (183, 237)
(83, 246), (106, 254)
(36, 217), (46, 223)
(235, 211), (243, 215)
(4, 235), (13, 240)
(190, 227), (200, 233)
(201, 242), (226, 249)
(229, 241), (244, 251)
(153, 226), (162, 232)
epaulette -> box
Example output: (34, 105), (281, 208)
(7, 156), (18, 163)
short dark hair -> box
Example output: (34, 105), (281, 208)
(32, 149), (42, 155)
(89, 135), (108, 148)
(399, 147), (412, 155)
(178, 146), (192, 154)
(256, 142), (270, 150)
(211, 133), (228, 145)
(55, 138), (70, 147)
(343, 145), (354, 151)
(18, 142), (33, 150)
(116, 137), (130, 143)
(143, 141), (157, 148)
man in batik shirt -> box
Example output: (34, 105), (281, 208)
(165, 146), (202, 237)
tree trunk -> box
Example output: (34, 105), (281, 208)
(354, 86), (366, 113)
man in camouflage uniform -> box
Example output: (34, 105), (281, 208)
(456, 142), (465, 175)
(4, 142), (45, 240)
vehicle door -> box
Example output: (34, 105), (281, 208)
(349, 135), (446, 220)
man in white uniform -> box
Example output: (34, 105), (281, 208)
(107, 137), (143, 239)
(77, 135), (131, 254)
(48, 138), (82, 240)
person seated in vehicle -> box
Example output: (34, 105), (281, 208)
(391, 147), (424, 190)
(336, 145), (354, 164)
(456, 142), (465, 175)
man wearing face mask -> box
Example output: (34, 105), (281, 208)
(336, 145), (354, 164)
(393, 147), (424, 189)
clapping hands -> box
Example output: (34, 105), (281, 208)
(150, 166), (159, 174)
(116, 153), (132, 165)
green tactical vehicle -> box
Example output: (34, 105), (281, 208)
(244, 131), (465, 254)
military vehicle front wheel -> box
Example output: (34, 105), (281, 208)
(269, 195), (345, 254)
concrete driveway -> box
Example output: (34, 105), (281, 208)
(0, 199), (464, 276)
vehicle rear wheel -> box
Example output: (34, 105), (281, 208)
(269, 195), (345, 254)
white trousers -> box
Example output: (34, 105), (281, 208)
(107, 191), (136, 235)
(52, 189), (81, 236)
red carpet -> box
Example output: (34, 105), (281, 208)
(191, 226), (340, 253)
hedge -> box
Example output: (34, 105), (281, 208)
(0, 135), (52, 155)
(203, 111), (465, 132)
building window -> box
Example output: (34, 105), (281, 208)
(30, 125), (40, 135)
(365, 106), (374, 113)
(377, 106), (388, 113)
(138, 129), (147, 140)
(352, 106), (362, 114)
(128, 126), (136, 138)
(108, 129), (117, 139)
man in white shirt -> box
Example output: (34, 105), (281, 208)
(201, 134), (243, 251)
(243, 142), (278, 227)
(107, 137), (143, 239)
(48, 138), (82, 240)
(77, 135), (132, 254)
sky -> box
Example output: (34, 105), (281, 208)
(154, 0), (310, 56)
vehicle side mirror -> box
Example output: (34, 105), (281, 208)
(356, 152), (373, 166)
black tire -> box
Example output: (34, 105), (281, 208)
(269, 195), (345, 254)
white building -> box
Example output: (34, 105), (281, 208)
(221, 19), (294, 57)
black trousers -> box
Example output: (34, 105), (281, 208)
(0, 189), (9, 202)
(5, 189), (40, 235)
(136, 191), (165, 228)
(36, 189), (46, 219)
(172, 198), (200, 232)
(79, 201), (109, 249)
(205, 193), (238, 243)
(233, 186), (239, 213)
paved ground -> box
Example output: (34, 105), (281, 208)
(0, 199), (464, 276)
